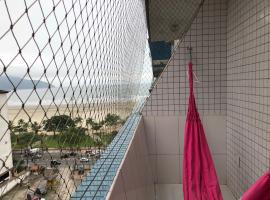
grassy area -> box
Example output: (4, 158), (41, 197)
(45, 135), (96, 148)
(43, 136), (60, 148)
(12, 134), (96, 149)
(11, 132), (120, 149)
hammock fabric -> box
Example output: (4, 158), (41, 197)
(183, 62), (223, 200)
(241, 169), (270, 200)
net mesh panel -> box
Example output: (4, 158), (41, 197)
(0, 0), (152, 199)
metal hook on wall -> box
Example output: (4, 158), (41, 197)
(187, 46), (192, 61)
(186, 47), (200, 83)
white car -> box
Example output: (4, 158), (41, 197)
(29, 148), (41, 154)
(80, 157), (89, 162)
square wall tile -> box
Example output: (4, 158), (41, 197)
(155, 184), (236, 200)
(121, 145), (138, 191)
(156, 184), (183, 200)
(109, 173), (127, 200)
(178, 116), (186, 154)
(155, 116), (180, 155)
(125, 189), (137, 200)
(150, 155), (157, 183)
(143, 116), (156, 155)
(201, 116), (226, 154)
(157, 155), (180, 184)
(213, 154), (227, 185)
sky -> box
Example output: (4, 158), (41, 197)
(0, 0), (152, 88)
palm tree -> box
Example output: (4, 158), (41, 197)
(31, 121), (41, 134)
(104, 113), (121, 131)
(86, 118), (94, 127)
(16, 119), (28, 133)
(86, 118), (103, 132)
(74, 117), (83, 125)
(8, 120), (14, 131)
(30, 121), (44, 150)
(94, 138), (103, 156)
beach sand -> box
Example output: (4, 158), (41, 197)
(7, 101), (135, 125)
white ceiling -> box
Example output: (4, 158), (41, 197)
(149, 0), (202, 41)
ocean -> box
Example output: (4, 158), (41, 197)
(7, 84), (150, 107)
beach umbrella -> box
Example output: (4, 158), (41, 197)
(182, 61), (223, 200)
(241, 169), (270, 200)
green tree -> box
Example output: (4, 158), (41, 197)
(74, 117), (83, 125)
(31, 121), (42, 134)
(8, 120), (15, 132)
(86, 117), (104, 131)
(86, 118), (94, 126)
(18, 132), (41, 147)
(93, 137), (104, 153)
(43, 115), (75, 135)
(15, 119), (28, 133)
(13, 159), (25, 173)
(91, 122), (103, 131)
(8, 121), (17, 145)
(104, 113), (121, 130)
(59, 126), (87, 148)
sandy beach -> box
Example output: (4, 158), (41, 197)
(7, 101), (135, 125)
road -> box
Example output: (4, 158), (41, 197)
(3, 150), (97, 200)
(13, 149), (97, 168)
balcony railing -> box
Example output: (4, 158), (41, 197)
(71, 113), (141, 199)
(0, 0), (152, 199)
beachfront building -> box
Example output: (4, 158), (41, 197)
(0, 0), (269, 199)
(0, 90), (13, 182)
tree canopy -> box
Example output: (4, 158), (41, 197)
(43, 115), (75, 132)
(58, 126), (87, 148)
(86, 117), (104, 131)
(104, 113), (121, 126)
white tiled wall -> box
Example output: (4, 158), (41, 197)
(108, 119), (155, 200)
(143, 115), (227, 185)
(155, 184), (236, 200)
(141, 0), (228, 189)
(140, 0), (270, 199)
(227, 0), (270, 198)
(143, 0), (227, 116)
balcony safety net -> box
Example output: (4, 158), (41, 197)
(0, 0), (153, 199)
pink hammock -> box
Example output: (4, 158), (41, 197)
(241, 169), (270, 200)
(182, 62), (223, 200)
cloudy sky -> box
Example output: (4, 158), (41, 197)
(0, 0), (152, 89)
(0, 0), (115, 87)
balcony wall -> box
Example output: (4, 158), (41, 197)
(142, 0), (227, 191)
(107, 118), (155, 200)
(227, 0), (270, 198)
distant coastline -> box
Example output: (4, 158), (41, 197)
(0, 75), (52, 91)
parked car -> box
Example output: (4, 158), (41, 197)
(60, 154), (69, 159)
(78, 164), (84, 175)
(26, 191), (38, 200)
(85, 150), (92, 154)
(50, 160), (61, 167)
(33, 154), (42, 159)
(69, 152), (77, 157)
(86, 149), (99, 157)
(25, 148), (41, 157)
(35, 181), (47, 195)
(74, 164), (84, 174)
(80, 157), (89, 162)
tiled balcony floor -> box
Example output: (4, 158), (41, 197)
(156, 184), (236, 200)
